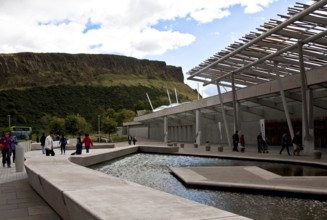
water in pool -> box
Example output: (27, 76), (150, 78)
(90, 153), (327, 220)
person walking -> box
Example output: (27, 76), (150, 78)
(292, 131), (302, 156)
(11, 134), (18, 162)
(59, 134), (67, 155)
(1, 132), (12, 168)
(257, 133), (263, 153)
(82, 134), (93, 153)
(45, 132), (55, 156)
(279, 133), (291, 156)
(280, 133), (291, 156)
(40, 133), (46, 154)
(232, 131), (239, 152)
(132, 136), (137, 145)
(128, 135), (132, 145)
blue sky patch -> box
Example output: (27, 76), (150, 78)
(83, 18), (102, 33)
(89, 44), (103, 50)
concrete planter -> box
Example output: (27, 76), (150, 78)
(205, 144), (211, 151)
(173, 143), (177, 147)
(167, 143), (173, 146)
(218, 146), (223, 152)
(194, 143), (198, 148)
(313, 150), (322, 159)
(180, 143), (184, 148)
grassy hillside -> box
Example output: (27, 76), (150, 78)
(0, 53), (198, 132)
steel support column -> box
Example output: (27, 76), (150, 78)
(195, 109), (201, 145)
(164, 116), (168, 143)
(217, 84), (232, 148)
(232, 74), (239, 131)
(298, 41), (314, 154)
(274, 61), (294, 138)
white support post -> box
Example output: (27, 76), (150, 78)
(195, 109), (201, 145)
(164, 116), (168, 143)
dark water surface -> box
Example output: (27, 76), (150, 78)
(90, 153), (327, 220)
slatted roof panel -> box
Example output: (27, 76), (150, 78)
(187, 0), (327, 89)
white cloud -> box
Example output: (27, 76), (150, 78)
(0, 0), (278, 58)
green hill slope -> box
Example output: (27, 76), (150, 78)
(0, 53), (197, 131)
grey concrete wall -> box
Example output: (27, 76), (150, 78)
(24, 146), (241, 220)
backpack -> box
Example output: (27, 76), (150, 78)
(61, 137), (67, 145)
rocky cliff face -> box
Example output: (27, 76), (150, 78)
(0, 53), (184, 89)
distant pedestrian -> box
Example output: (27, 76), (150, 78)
(232, 131), (239, 152)
(59, 134), (67, 155)
(133, 136), (137, 145)
(257, 133), (263, 153)
(280, 133), (291, 156)
(40, 133), (46, 154)
(292, 131), (302, 156)
(71, 136), (82, 155)
(11, 134), (18, 162)
(128, 135), (133, 145)
(1, 132), (12, 168)
(82, 134), (93, 153)
(45, 132), (55, 156)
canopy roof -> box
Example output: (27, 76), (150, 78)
(187, 0), (327, 89)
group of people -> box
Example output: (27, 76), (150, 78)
(279, 131), (303, 156)
(0, 132), (18, 168)
(232, 130), (303, 156)
(127, 135), (137, 145)
(232, 130), (245, 152)
(39, 132), (94, 156)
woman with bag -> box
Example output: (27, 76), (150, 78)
(1, 132), (13, 168)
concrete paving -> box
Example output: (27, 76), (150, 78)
(0, 163), (61, 220)
(1, 139), (326, 219)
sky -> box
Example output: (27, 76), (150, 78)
(0, 0), (312, 98)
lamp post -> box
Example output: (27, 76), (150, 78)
(8, 115), (11, 128)
(98, 115), (100, 143)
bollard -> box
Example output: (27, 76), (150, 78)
(205, 144), (211, 151)
(218, 146), (223, 152)
(16, 144), (25, 172)
(194, 143), (198, 148)
(180, 143), (184, 148)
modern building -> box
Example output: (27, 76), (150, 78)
(125, 0), (327, 154)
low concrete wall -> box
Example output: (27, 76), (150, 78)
(66, 144), (115, 151)
(25, 145), (242, 220)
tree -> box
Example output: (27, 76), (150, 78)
(65, 114), (89, 136)
(102, 117), (118, 140)
(48, 116), (65, 135)
(117, 109), (135, 125)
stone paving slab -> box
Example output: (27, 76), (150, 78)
(1, 139), (327, 220)
(0, 177), (61, 220)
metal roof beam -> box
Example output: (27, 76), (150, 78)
(187, 0), (327, 80)
(203, 28), (327, 86)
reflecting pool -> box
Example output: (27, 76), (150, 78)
(90, 153), (327, 220)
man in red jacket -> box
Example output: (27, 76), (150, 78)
(82, 134), (93, 153)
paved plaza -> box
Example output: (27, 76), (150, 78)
(1, 139), (326, 219)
